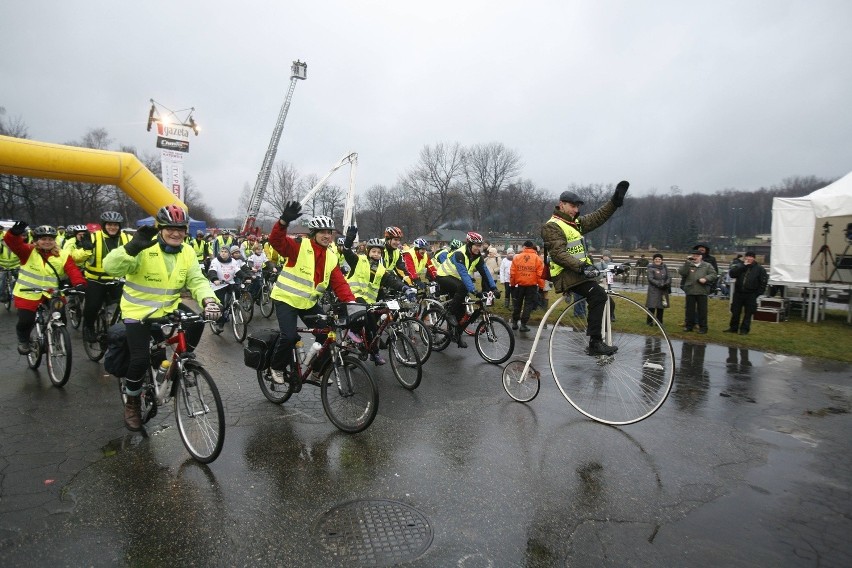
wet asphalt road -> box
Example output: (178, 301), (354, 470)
(0, 306), (850, 567)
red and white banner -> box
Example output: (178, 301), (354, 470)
(155, 124), (190, 202)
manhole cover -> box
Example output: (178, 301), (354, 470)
(314, 499), (433, 566)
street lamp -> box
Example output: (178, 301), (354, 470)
(146, 99), (199, 135)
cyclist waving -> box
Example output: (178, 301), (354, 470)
(267, 202), (356, 392)
(103, 205), (221, 431)
(3, 222), (86, 355)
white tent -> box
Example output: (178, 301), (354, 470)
(770, 172), (852, 283)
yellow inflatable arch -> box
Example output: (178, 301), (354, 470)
(0, 135), (185, 215)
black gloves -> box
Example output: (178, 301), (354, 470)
(79, 236), (95, 251)
(344, 226), (358, 248)
(279, 201), (302, 224)
(124, 225), (158, 256)
(611, 180), (629, 208)
(9, 221), (27, 236)
(582, 264), (599, 279)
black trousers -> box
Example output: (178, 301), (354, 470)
(123, 303), (204, 393)
(729, 291), (759, 332)
(684, 295), (708, 330)
(270, 300), (328, 372)
(83, 279), (122, 329)
(436, 275), (468, 321)
(567, 280), (608, 339)
(512, 285), (539, 325)
(16, 307), (37, 343)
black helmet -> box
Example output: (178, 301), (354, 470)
(100, 211), (124, 224)
(32, 225), (58, 238)
(155, 204), (189, 228)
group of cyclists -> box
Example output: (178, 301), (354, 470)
(1, 179), (630, 433)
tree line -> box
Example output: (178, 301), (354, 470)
(1, 108), (834, 252)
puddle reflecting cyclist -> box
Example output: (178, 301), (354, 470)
(540, 181), (629, 356)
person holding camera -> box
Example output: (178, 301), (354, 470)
(724, 251), (768, 335)
(678, 251), (717, 334)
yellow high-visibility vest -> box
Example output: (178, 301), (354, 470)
(119, 245), (197, 319)
(547, 216), (590, 277)
(270, 238), (337, 309)
(346, 254), (386, 303)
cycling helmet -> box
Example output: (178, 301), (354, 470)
(155, 204), (189, 228)
(100, 211), (124, 224)
(68, 224), (87, 234)
(384, 226), (403, 239)
(307, 215), (335, 231)
(32, 225), (58, 238)
(449, 239), (463, 250)
(366, 238), (385, 250)
(466, 231), (484, 244)
(413, 238), (429, 250)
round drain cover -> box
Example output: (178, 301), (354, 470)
(314, 499), (433, 566)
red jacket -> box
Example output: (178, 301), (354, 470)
(510, 246), (545, 289)
(3, 231), (86, 311)
(268, 222), (356, 303)
(403, 249), (437, 281)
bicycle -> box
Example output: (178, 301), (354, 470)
(20, 286), (85, 387)
(501, 265), (675, 425)
(119, 310), (225, 463)
(208, 282), (248, 342)
(424, 291), (515, 364)
(340, 296), (426, 390)
(82, 279), (123, 362)
(1, 267), (17, 311)
(252, 302), (379, 433)
(66, 287), (83, 329)
(238, 273), (256, 323)
(257, 269), (276, 318)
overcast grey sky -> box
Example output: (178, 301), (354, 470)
(2, 0), (851, 217)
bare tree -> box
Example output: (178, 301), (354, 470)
(400, 142), (466, 232)
(261, 161), (301, 219)
(461, 142), (522, 230)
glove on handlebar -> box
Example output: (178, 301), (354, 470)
(582, 264), (599, 279)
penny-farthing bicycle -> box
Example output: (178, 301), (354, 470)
(501, 266), (675, 425)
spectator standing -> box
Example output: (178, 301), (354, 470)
(510, 241), (545, 332)
(635, 254), (649, 267)
(724, 251), (768, 335)
(644, 253), (671, 325)
(499, 247), (514, 308)
(484, 247), (500, 284)
(678, 251), (717, 334)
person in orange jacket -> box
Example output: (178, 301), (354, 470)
(509, 240), (545, 332)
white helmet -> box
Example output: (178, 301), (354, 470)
(307, 215), (335, 231)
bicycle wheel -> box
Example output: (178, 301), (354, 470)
(27, 326), (43, 369)
(502, 359), (541, 402)
(68, 297), (82, 330)
(83, 311), (107, 362)
(230, 302), (247, 343)
(175, 362), (225, 463)
(240, 290), (254, 323)
(474, 316), (515, 364)
(388, 334), (422, 390)
(47, 325), (72, 387)
(397, 317), (432, 364)
(321, 355), (378, 433)
(209, 319), (223, 335)
(423, 308), (452, 351)
(548, 294), (675, 425)
(259, 284), (274, 318)
(3, 276), (13, 310)
(256, 367), (293, 404)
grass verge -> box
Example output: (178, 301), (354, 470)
(491, 291), (852, 363)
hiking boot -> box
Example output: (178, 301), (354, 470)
(722, 328), (737, 333)
(455, 329), (468, 348)
(124, 395), (142, 432)
(697, 328), (708, 335)
(587, 339), (618, 356)
(519, 323), (531, 332)
(371, 353), (387, 366)
(682, 327), (693, 332)
(270, 368), (286, 384)
(17, 342), (30, 355)
(511, 321), (518, 330)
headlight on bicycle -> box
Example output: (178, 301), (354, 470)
(51, 310), (63, 321)
(465, 302), (475, 315)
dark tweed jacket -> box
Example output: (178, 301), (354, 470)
(541, 200), (617, 294)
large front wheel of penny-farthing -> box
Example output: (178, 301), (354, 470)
(548, 293), (675, 425)
(321, 355), (378, 433)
